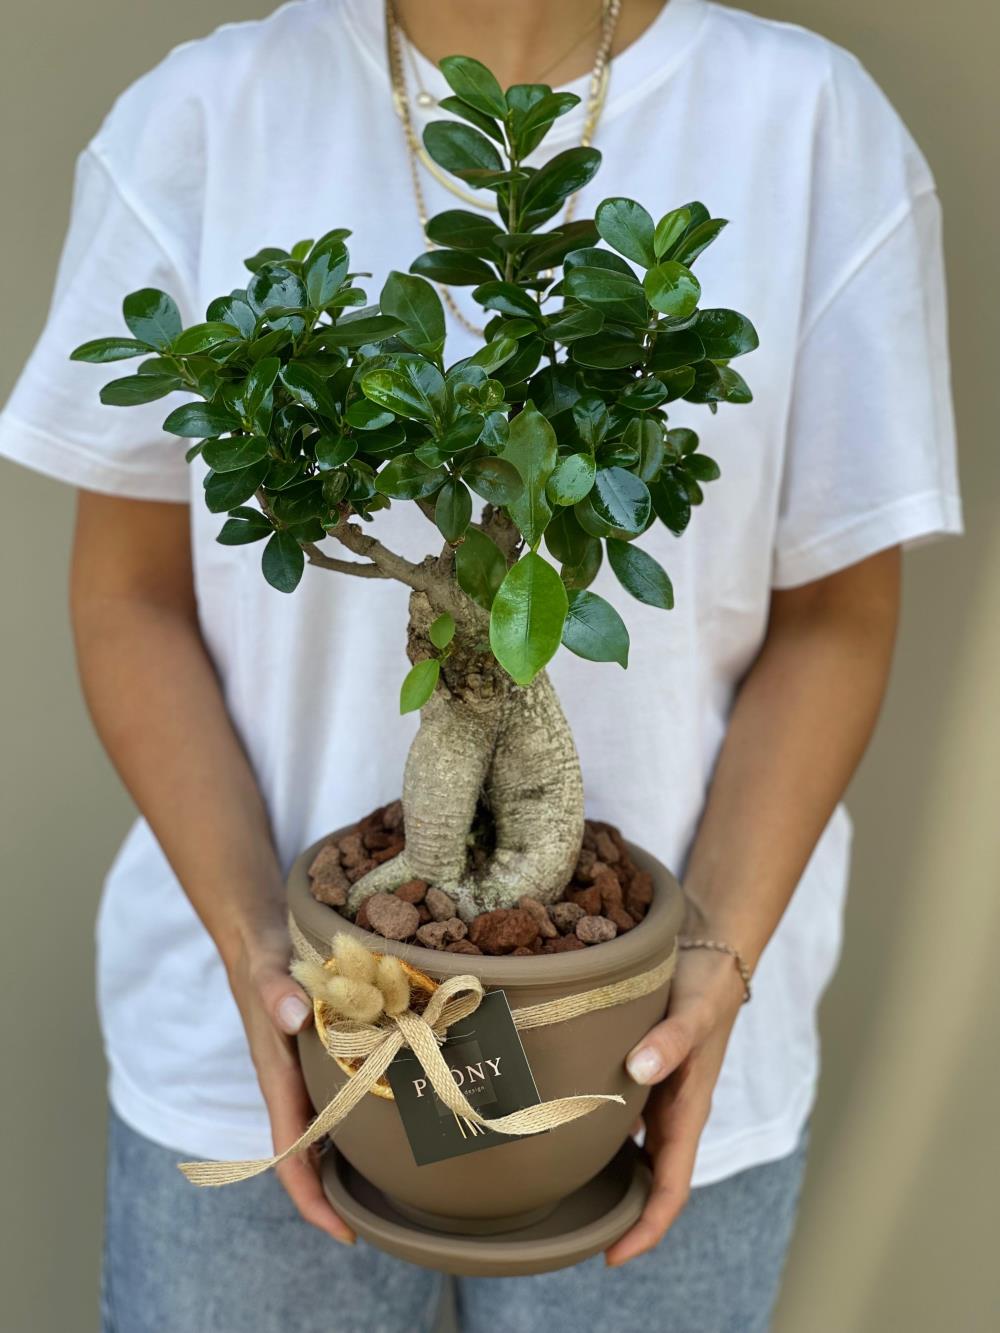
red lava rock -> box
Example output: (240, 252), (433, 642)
(416, 921), (451, 949)
(337, 832), (366, 869)
(511, 946), (534, 956)
(543, 935), (586, 953)
(383, 800), (404, 831)
(443, 917), (467, 942)
(576, 914), (618, 945)
(548, 901), (585, 934)
(394, 879), (428, 904)
(308, 843), (341, 880)
(468, 908), (539, 954)
(517, 895), (558, 938)
(363, 828), (394, 852)
(425, 887), (458, 921)
(416, 904), (432, 924)
(371, 840), (404, 865)
(344, 857), (376, 884)
(581, 825), (597, 853)
(594, 867), (625, 915)
(531, 935), (545, 953)
(624, 869), (654, 920)
(310, 877), (347, 908)
(355, 899), (372, 932)
(365, 893), (419, 941)
(575, 848), (598, 880)
(606, 904), (636, 934)
(445, 940), (481, 955)
(594, 830), (621, 864)
(358, 805), (386, 837)
(567, 884), (602, 916)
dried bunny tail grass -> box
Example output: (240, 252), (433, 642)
(325, 975), (385, 1024)
(332, 933), (377, 985)
(290, 958), (337, 1005)
(376, 954), (411, 1015)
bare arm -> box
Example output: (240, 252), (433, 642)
(607, 546), (901, 1264)
(70, 490), (353, 1244)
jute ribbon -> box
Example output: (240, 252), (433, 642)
(179, 917), (676, 1187)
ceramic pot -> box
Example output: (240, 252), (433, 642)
(288, 832), (684, 1234)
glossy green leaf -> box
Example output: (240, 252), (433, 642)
(246, 266), (307, 322)
(544, 507), (593, 566)
(423, 121), (503, 182)
(561, 589), (629, 667)
(279, 363), (338, 418)
(595, 197), (657, 267)
(439, 55), (507, 117)
(471, 281), (542, 322)
(456, 527), (507, 608)
(462, 456), (523, 505)
(261, 530), (305, 594)
(694, 309), (760, 359)
(171, 322), (241, 355)
(542, 305), (604, 343)
(360, 359), (447, 425)
(203, 458), (270, 513)
(381, 271), (446, 357)
(563, 267), (648, 326)
(314, 435), (358, 469)
(521, 147), (602, 216)
(500, 401), (558, 547)
(606, 537), (674, 608)
(410, 250), (496, 287)
(437, 95), (506, 143)
(628, 417), (667, 483)
(304, 244), (349, 308)
(425, 210), (504, 251)
(434, 478), (473, 542)
(162, 401), (241, 437)
(217, 508), (273, 545)
(123, 289), (182, 348)
(647, 329), (705, 372)
(375, 454), (447, 500)
(684, 452), (721, 482)
(99, 374), (181, 406)
(315, 314), (405, 348)
(514, 91), (580, 156)
(466, 335), (519, 374)
(572, 394), (611, 449)
(643, 261), (701, 318)
(671, 218), (728, 267)
(400, 658), (440, 714)
(345, 399), (394, 431)
(546, 452), (596, 506)
(652, 206), (692, 260)
(202, 434), (269, 473)
(71, 336), (151, 363)
(206, 293), (256, 337)
(577, 466), (651, 538)
(429, 612), (456, 651)
(243, 357), (280, 419)
(489, 553), (568, 685)
(561, 536), (603, 590)
(650, 471), (692, 535)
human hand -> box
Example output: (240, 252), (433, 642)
(604, 945), (746, 1266)
(225, 921), (356, 1245)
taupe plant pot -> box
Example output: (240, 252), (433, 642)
(288, 832), (684, 1263)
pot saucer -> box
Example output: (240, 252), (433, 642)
(322, 1138), (651, 1277)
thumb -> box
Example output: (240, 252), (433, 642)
(255, 965), (314, 1036)
(625, 1011), (706, 1087)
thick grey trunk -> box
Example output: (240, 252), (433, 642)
(346, 597), (585, 919)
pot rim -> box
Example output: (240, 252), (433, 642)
(287, 828), (684, 991)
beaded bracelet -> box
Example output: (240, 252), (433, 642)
(677, 937), (753, 1004)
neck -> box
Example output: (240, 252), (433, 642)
(392, 0), (668, 89)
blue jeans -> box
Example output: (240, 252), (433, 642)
(101, 1107), (809, 1333)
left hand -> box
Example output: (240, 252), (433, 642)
(604, 944), (747, 1266)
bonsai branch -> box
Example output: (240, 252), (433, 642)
(301, 543), (386, 579)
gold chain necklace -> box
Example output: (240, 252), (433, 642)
(386, 0), (622, 337)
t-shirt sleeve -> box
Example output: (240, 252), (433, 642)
(0, 145), (194, 501)
(771, 58), (963, 588)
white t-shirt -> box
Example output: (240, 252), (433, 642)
(0, 0), (962, 1185)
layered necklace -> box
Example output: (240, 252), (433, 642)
(385, 0), (623, 336)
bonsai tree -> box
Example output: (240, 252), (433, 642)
(71, 57), (758, 923)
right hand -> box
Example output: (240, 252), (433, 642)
(226, 923), (356, 1244)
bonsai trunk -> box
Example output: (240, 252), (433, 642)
(346, 590), (585, 922)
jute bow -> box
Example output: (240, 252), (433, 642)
(179, 917), (676, 1187)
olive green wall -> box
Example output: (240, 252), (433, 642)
(1, 3), (996, 1330)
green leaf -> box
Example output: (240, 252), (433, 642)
(410, 250), (496, 287)
(315, 314), (405, 348)
(694, 309), (760, 359)
(572, 394), (611, 449)
(304, 244), (349, 308)
(314, 435), (358, 469)
(202, 434), (269, 473)
(171, 322), (241, 355)
(439, 55), (507, 117)
(243, 357), (280, 420)
(649, 471), (692, 535)
(345, 399), (394, 431)
(521, 147), (602, 217)
(456, 527), (507, 608)
(70, 336), (152, 363)
(561, 589), (629, 667)
(203, 458), (270, 513)
(545, 507), (593, 566)
(570, 331), (645, 370)
(375, 454), (447, 500)
(462, 456), (523, 505)
(425, 210), (504, 251)
(434, 477), (473, 542)
(542, 305), (604, 344)
(360, 359), (447, 425)
(261, 530), (305, 594)
(162, 401), (241, 437)
(652, 207), (692, 260)
(629, 418), (667, 483)
(99, 374), (181, 406)
(206, 293), (257, 337)
(577, 467), (651, 538)
(466, 335), (519, 374)
(606, 538), (674, 609)
(381, 271), (446, 358)
(595, 197), (657, 267)
(561, 537), (603, 590)
(246, 266), (308, 321)
(546, 452), (596, 506)
(513, 91), (580, 156)
(437, 95), (505, 143)
(644, 262), (701, 318)
(489, 553), (568, 685)
(500, 401), (558, 547)
(671, 218), (728, 267)
(563, 267), (648, 326)
(471, 281), (542, 322)
(428, 613), (456, 651)
(123, 289), (182, 348)
(683, 452), (721, 482)
(217, 509), (273, 545)
(423, 121), (503, 183)
(279, 363), (338, 418)
(400, 658), (440, 714)
(647, 328), (705, 372)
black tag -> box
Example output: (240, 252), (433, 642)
(385, 989), (544, 1167)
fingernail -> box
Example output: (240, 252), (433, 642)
(277, 994), (311, 1034)
(626, 1047), (663, 1085)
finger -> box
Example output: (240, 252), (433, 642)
(625, 1007), (713, 1087)
(256, 966), (314, 1036)
(605, 1100), (705, 1266)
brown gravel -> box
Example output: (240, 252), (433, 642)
(469, 907), (540, 954)
(364, 893), (419, 941)
(425, 887), (458, 922)
(394, 879), (428, 904)
(575, 914), (618, 945)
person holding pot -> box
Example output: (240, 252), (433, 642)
(0, 0), (961, 1330)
